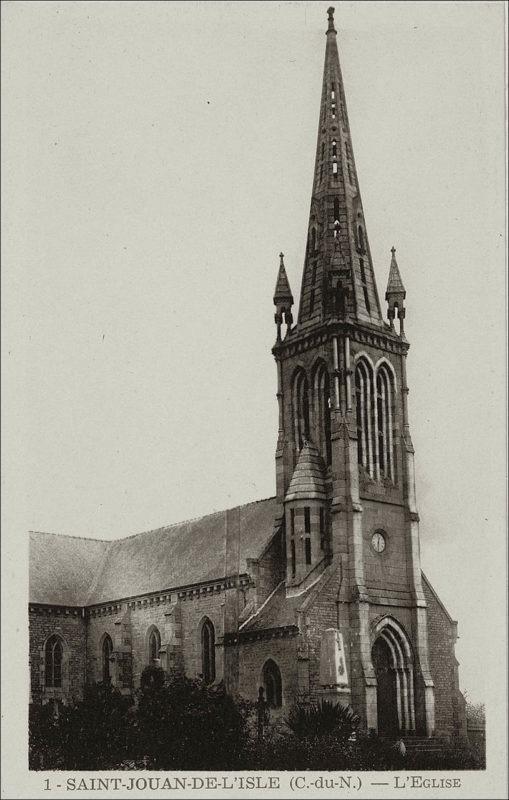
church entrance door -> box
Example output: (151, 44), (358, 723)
(372, 637), (399, 737)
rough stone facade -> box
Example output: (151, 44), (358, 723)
(28, 8), (465, 743)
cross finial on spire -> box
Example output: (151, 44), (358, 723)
(391, 246), (396, 256)
(279, 252), (285, 266)
(327, 7), (336, 33)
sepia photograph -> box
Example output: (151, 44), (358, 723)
(1, 1), (507, 796)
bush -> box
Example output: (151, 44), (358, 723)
(134, 671), (249, 769)
(29, 684), (135, 771)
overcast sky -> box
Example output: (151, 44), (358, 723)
(2, 1), (506, 707)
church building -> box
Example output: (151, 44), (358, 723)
(29, 7), (466, 741)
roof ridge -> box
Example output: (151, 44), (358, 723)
(30, 496), (277, 546)
(29, 530), (111, 543)
(116, 496), (277, 543)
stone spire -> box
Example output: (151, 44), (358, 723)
(297, 6), (383, 328)
(385, 247), (406, 334)
(273, 252), (294, 340)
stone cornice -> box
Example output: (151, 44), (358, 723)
(29, 574), (254, 619)
(224, 624), (299, 646)
(29, 604), (83, 616)
(273, 321), (409, 361)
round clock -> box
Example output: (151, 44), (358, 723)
(371, 530), (386, 553)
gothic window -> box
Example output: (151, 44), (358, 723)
(305, 537), (312, 565)
(148, 627), (161, 665)
(304, 506), (311, 533)
(332, 139), (337, 157)
(102, 634), (113, 683)
(262, 659), (282, 708)
(376, 365), (395, 481)
(309, 262), (317, 316)
(355, 358), (375, 477)
(357, 225), (365, 253)
(363, 286), (371, 314)
(314, 363), (332, 465)
(293, 370), (310, 451)
(45, 635), (63, 688)
(304, 506), (311, 565)
(333, 198), (340, 222)
(332, 162), (338, 175)
(310, 227), (316, 254)
(201, 618), (216, 684)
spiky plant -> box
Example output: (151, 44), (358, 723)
(285, 699), (360, 741)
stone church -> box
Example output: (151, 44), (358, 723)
(29, 8), (466, 740)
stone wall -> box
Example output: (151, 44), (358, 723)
(235, 634), (299, 708)
(29, 606), (86, 704)
(422, 576), (464, 738)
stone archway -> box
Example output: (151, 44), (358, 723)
(372, 617), (416, 737)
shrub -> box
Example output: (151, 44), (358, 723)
(29, 684), (135, 771)
(135, 673), (249, 769)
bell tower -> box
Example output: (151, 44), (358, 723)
(271, 7), (435, 736)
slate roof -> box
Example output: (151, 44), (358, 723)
(285, 440), (327, 502)
(29, 532), (110, 606)
(29, 497), (277, 607)
(273, 255), (294, 305)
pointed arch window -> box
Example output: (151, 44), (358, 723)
(148, 627), (161, 665)
(102, 634), (113, 683)
(201, 618), (216, 684)
(293, 371), (310, 451)
(357, 225), (365, 253)
(376, 365), (395, 481)
(332, 140), (337, 157)
(315, 364), (332, 465)
(262, 659), (282, 708)
(45, 635), (64, 688)
(355, 358), (375, 477)
(333, 198), (340, 222)
(309, 227), (316, 254)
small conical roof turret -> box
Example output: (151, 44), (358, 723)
(273, 252), (294, 305)
(285, 440), (326, 502)
(385, 246), (406, 334)
(386, 246), (406, 297)
(273, 252), (294, 341)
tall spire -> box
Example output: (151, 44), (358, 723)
(297, 7), (383, 328)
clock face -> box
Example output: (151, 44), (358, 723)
(371, 531), (386, 553)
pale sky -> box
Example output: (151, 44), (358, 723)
(2, 1), (506, 708)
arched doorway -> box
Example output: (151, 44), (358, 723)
(372, 637), (399, 736)
(372, 617), (416, 736)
